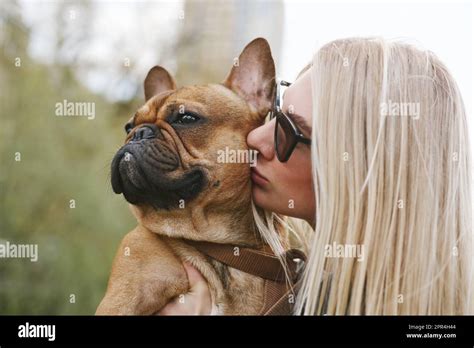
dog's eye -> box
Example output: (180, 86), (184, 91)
(174, 113), (200, 125)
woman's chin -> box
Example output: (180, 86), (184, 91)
(252, 186), (286, 216)
(251, 185), (271, 210)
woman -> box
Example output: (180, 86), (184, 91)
(160, 37), (473, 315)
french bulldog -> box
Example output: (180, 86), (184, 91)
(96, 38), (299, 315)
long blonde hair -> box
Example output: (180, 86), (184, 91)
(255, 37), (473, 315)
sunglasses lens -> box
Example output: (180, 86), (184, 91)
(275, 113), (295, 161)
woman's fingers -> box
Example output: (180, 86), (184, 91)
(183, 262), (212, 314)
(158, 262), (212, 315)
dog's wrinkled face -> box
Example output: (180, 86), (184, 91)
(111, 38), (275, 212)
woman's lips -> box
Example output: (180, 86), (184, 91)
(251, 168), (269, 186)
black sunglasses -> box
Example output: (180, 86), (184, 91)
(270, 79), (311, 162)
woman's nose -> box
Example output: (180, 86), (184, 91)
(247, 118), (275, 161)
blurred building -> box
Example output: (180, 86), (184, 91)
(175, 0), (284, 85)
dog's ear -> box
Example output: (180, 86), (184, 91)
(144, 66), (177, 101)
(223, 38), (275, 117)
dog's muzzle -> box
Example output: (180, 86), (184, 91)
(111, 123), (206, 209)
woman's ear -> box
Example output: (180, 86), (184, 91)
(144, 66), (177, 101)
(223, 38), (276, 117)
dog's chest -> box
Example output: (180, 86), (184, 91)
(208, 258), (266, 314)
(168, 239), (266, 315)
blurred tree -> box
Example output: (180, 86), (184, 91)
(0, 0), (287, 315)
(0, 0), (137, 314)
(175, 0), (284, 85)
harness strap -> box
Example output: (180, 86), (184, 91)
(184, 239), (306, 315)
(260, 278), (304, 315)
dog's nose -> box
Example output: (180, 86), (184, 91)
(131, 124), (158, 142)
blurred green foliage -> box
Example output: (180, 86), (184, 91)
(0, 7), (138, 314)
(0, 0), (285, 314)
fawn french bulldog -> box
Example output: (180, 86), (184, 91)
(96, 38), (303, 315)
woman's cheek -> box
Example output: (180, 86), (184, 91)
(282, 156), (312, 208)
(276, 168), (303, 207)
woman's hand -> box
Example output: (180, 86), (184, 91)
(158, 262), (212, 315)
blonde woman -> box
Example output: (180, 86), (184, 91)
(160, 37), (473, 315)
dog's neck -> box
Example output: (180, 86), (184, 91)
(130, 201), (262, 247)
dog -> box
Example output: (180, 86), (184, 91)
(96, 38), (303, 315)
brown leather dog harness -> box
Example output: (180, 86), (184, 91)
(185, 240), (306, 315)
